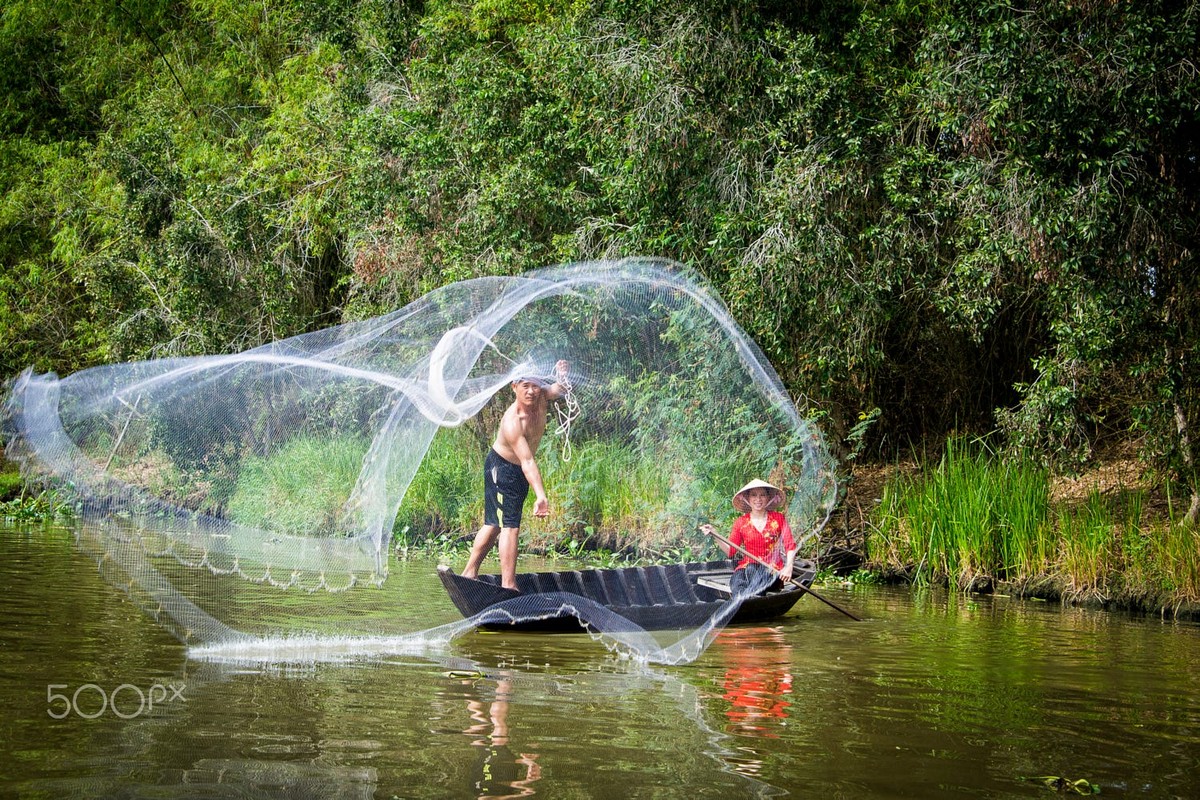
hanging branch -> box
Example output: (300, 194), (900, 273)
(116, 3), (201, 121)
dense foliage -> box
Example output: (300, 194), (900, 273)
(2, 0), (1197, 518)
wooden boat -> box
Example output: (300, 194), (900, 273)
(437, 558), (816, 632)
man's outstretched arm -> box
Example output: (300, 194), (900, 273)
(545, 359), (570, 401)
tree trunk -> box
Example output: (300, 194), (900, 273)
(1174, 401), (1199, 525)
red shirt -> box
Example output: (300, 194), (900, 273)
(729, 511), (795, 570)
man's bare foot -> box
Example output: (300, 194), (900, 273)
(501, 584), (520, 592)
(462, 568), (477, 580)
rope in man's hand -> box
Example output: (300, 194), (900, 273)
(553, 365), (580, 462)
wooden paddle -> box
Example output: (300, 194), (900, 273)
(700, 525), (863, 621)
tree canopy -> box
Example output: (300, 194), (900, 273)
(1, 0), (1197, 517)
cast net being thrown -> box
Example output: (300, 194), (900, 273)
(2, 258), (837, 663)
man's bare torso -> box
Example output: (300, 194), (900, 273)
(492, 391), (549, 463)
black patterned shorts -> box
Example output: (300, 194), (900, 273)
(483, 448), (529, 529)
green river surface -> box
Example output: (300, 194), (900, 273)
(2, 521), (1198, 799)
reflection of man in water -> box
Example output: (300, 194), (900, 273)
(719, 628), (794, 739)
(465, 678), (542, 799)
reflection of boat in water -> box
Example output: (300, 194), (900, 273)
(437, 559), (816, 632)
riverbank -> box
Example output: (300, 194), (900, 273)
(831, 444), (1200, 621)
(0, 450), (21, 501)
(0, 445), (75, 520)
(5, 443), (1197, 620)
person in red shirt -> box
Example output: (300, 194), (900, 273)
(702, 479), (797, 596)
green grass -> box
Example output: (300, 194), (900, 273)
(391, 428), (680, 551)
(871, 438), (1051, 588)
(9, 423), (1196, 612)
(0, 467), (72, 521)
(227, 434), (369, 535)
(394, 428), (751, 558)
(1056, 488), (1114, 602)
(867, 437), (1199, 613)
(539, 438), (672, 545)
(1152, 523), (1200, 605)
(394, 425), (484, 537)
(537, 435), (772, 558)
(0, 469), (24, 502)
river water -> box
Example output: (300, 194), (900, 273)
(2, 521), (1198, 799)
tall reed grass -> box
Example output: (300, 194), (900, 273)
(1151, 524), (1200, 606)
(395, 427), (761, 558)
(538, 439), (671, 540)
(535, 438), (757, 556)
(223, 422), (747, 559)
(867, 437), (1199, 612)
(1056, 489), (1114, 602)
(394, 426), (483, 537)
(400, 431), (750, 556)
(871, 438), (1050, 588)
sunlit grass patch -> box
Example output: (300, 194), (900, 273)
(228, 434), (368, 535)
(542, 438), (671, 537)
(1152, 522), (1200, 605)
(868, 438), (1050, 589)
(394, 430), (681, 554)
(865, 440), (1200, 614)
(391, 429), (755, 563)
(395, 425), (483, 538)
(0, 468), (24, 502)
(1056, 489), (1115, 604)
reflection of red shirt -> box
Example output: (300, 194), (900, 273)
(723, 667), (793, 737)
(729, 511), (795, 570)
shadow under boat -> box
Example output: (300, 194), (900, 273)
(437, 559), (816, 633)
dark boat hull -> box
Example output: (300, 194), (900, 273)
(437, 559), (815, 632)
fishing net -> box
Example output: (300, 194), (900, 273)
(2, 258), (837, 664)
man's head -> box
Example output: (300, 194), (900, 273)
(511, 375), (550, 404)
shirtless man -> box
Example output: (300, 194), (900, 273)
(462, 359), (570, 590)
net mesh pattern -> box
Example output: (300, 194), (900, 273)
(3, 259), (836, 663)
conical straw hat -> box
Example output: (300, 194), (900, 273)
(732, 478), (785, 512)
